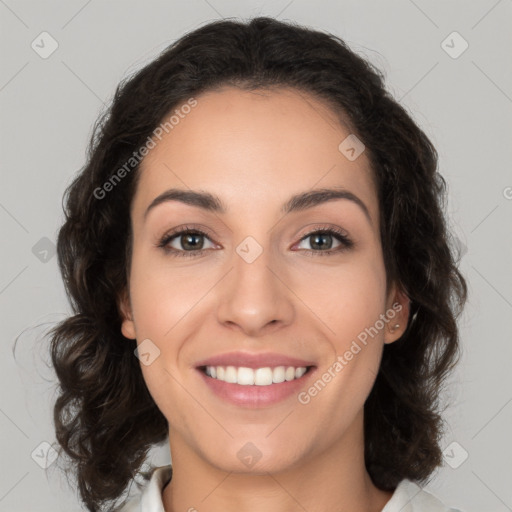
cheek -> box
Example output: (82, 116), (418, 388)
(129, 248), (213, 340)
(127, 252), (217, 414)
(298, 265), (388, 438)
(310, 255), (388, 403)
(295, 253), (387, 346)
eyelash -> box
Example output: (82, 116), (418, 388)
(156, 224), (354, 258)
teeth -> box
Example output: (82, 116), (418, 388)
(295, 367), (307, 378)
(225, 366), (237, 383)
(272, 366), (285, 383)
(204, 365), (309, 385)
(285, 366), (296, 381)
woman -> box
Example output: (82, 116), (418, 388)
(49, 16), (468, 512)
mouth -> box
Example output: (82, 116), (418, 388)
(195, 363), (317, 408)
(198, 364), (315, 386)
(193, 351), (317, 407)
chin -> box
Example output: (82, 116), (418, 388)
(196, 435), (310, 475)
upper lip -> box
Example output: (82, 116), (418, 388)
(195, 351), (316, 369)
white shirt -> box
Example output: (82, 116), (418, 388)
(118, 465), (464, 512)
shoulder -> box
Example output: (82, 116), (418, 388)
(382, 479), (465, 512)
(115, 465), (173, 512)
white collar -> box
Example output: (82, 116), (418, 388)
(121, 465), (462, 512)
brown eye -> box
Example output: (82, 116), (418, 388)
(157, 227), (216, 258)
(295, 228), (353, 256)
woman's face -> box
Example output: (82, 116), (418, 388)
(121, 86), (408, 474)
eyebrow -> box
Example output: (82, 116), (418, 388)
(143, 187), (372, 225)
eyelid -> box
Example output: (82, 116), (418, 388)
(295, 224), (350, 241)
(156, 224), (217, 250)
(156, 223), (354, 257)
(291, 224), (353, 251)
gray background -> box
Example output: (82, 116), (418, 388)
(1, 0), (511, 510)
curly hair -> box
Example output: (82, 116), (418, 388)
(47, 16), (468, 511)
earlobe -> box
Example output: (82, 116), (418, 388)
(121, 318), (136, 340)
(384, 286), (411, 345)
(388, 322), (401, 334)
(118, 289), (136, 340)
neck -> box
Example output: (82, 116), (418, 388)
(162, 411), (393, 512)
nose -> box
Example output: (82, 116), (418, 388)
(215, 243), (295, 337)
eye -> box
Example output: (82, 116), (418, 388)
(294, 227), (353, 256)
(157, 225), (216, 258)
(157, 224), (354, 258)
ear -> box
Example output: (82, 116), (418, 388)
(118, 288), (136, 340)
(383, 284), (411, 345)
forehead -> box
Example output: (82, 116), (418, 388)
(132, 86), (378, 222)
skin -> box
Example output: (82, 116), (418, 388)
(120, 86), (410, 512)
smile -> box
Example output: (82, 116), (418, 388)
(197, 364), (316, 408)
(202, 365), (310, 386)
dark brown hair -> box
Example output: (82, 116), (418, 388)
(47, 16), (468, 511)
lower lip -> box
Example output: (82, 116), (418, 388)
(197, 368), (316, 408)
